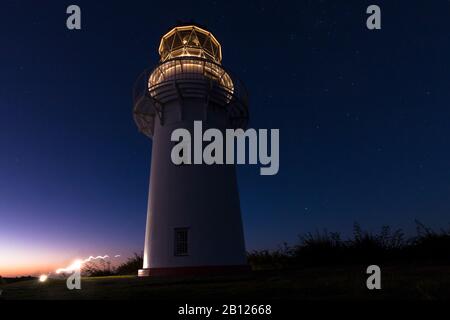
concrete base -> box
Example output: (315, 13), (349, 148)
(138, 265), (251, 277)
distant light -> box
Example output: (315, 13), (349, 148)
(56, 259), (83, 274)
(54, 255), (113, 274)
(72, 259), (83, 270)
(39, 274), (48, 282)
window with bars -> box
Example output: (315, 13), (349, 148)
(174, 228), (189, 256)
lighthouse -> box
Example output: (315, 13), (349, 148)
(133, 25), (249, 276)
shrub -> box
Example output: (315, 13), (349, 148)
(83, 260), (115, 277)
(247, 221), (450, 270)
(115, 253), (143, 275)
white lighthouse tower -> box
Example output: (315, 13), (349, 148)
(133, 25), (249, 276)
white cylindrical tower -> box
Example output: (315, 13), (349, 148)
(133, 25), (249, 276)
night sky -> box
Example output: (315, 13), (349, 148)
(1, 0), (450, 276)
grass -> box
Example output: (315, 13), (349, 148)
(2, 222), (449, 300)
(1, 265), (450, 300)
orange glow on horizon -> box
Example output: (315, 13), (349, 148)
(0, 247), (65, 277)
(1, 251), (124, 278)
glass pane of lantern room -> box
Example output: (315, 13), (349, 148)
(190, 30), (200, 46)
(196, 31), (207, 47)
(211, 42), (219, 59)
(167, 33), (176, 51)
(172, 32), (183, 50)
(178, 30), (191, 47)
(202, 38), (212, 58)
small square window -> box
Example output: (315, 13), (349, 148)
(174, 228), (189, 256)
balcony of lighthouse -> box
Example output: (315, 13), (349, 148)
(132, 26), (249, 139)
(148, 57), (234, 103)
(133, 57), (249, 139)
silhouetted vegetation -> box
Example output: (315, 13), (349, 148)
(83, 259), (115, 277)
(78, 222), (450, 276)
(248, 221), (450, 270)
(80, 253), (144, 276)
(115, 253), (143, 275)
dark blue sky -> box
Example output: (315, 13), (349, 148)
(1, 0), (450, 274)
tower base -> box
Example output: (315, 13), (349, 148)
(138, 265), (251, 277)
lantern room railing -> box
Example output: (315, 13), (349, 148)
(133, 57), (249, 138)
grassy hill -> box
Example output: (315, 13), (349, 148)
(1, 265), (449, 300)
(3, 223), (449, 300)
